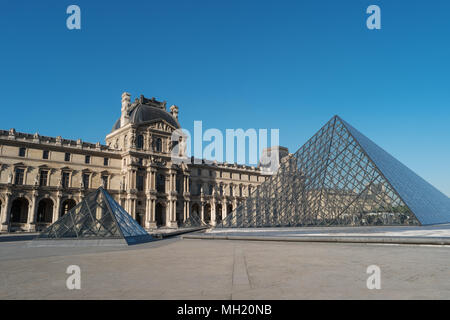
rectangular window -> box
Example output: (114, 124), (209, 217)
(137, 175), (144, 191)
(82, 173), (90, 189)
(101, 175), (108, 189)
(18, 147), (26, 157)
(85, 155), (91, 164)
(39, 170), (48, 187)
(62, 172), (70, 188)
(42, 150), (49, 159)
(103, 158), (109, 166)
(64, 153), (71, 162)
(15, 168), (25, 185)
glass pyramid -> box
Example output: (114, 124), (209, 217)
(181, 210), (206, 228)
(36, 187), (153, 245)
(218, 116), (450, 228)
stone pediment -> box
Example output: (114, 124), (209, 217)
(13, 162), (26, 167)
(147, 119), (177, 133)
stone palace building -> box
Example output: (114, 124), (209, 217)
(0, 93), (288, 232)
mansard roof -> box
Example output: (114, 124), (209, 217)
(112, 96), (180, 131)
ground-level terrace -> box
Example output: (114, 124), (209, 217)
(0, 234), (449, 299)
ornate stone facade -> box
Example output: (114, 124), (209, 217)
(0, 93), (283, 232)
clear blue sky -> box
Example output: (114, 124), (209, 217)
(0, 0), (449, 196)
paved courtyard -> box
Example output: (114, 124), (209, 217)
(0, 235), (449, 299)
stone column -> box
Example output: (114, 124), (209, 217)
(145, 195), (157, 229)
(151, 169), (156, 191)
(222, 199), (227, 220)
(53, 193), (62, 222)
(166, 200), (172, 226)
(183, 200), (188, 222)
(200, 201), (205, 223)
(232, 197), (238, 223)
(145, 166), (157, 229)
(167, 169), (178, 228)
(151, 199), (156, 223)
(27, 190), (38, 231)
(210, 199), (216, 226)
(0, 191), (12, 231)
(130, 198), (136, 219)
(183, 174), (190, 222)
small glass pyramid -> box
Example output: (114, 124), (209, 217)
(36, 187), (153, 245)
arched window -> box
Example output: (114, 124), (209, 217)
(37, 199), (54, 223)
(191, 203), (200, 216)
(216, 204), (222, 223)
(10, 198), (29, 223)
(155, 203), (165, 227)
(61, 199), (76, 216)
(136, 135), (144, 150)
(204, 204), (211, 223)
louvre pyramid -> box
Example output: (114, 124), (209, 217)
(218, 116), (450, 228)
(36, 187), (153, 245)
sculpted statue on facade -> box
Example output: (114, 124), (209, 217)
(148, 134), (153, 151)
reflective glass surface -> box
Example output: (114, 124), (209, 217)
(37, 188), (152, 241)
(341, 118), (450, 225)
(217, 115), (447, 228)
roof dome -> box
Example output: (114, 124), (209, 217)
(112, 96), (180, 131)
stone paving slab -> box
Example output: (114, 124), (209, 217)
(0, 238), (449, 299)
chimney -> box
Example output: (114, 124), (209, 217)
(170, 105), (179, 120)
(121, 92), (131, 126)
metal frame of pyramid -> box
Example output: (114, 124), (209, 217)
(217, 116), (450, 228)
(33, 187), (153, 246)
(180, 209), (207, 228)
